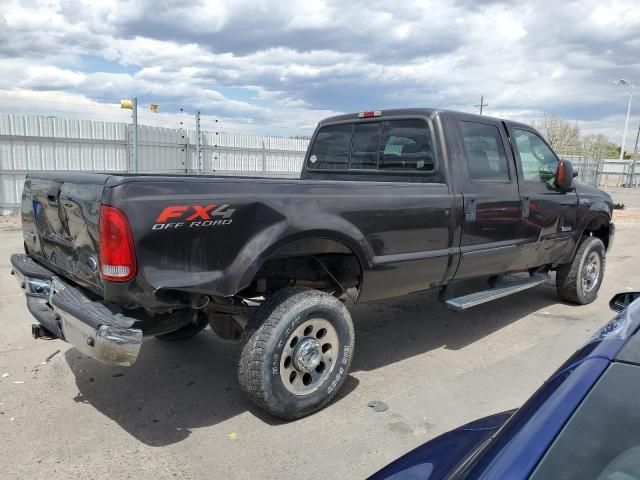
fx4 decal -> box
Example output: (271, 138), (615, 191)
(153, 204), (235, 230)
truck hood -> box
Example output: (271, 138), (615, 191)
(573, 180), (613, 210)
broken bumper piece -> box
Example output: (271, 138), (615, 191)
(10, 253), (142, 367)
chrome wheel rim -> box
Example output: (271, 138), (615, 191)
(279, 318), (339, 396)
(581, 251), (601, 293)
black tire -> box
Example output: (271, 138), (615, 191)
(556, 236), (606, 305)
(156, 312), (208, 341)
(238, 287), (355, 420)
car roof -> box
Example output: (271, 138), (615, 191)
(318, 108), (533, 130)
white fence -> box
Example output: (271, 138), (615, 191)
(2, 114), (639, 215)
(0, 114), (309, 214)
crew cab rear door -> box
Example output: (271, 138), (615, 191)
(451, 114), (526, 279)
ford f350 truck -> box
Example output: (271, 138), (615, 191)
(10, 108), (614, 419)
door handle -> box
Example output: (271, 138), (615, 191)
(521, 197), (530, 217)
(465, 198), (477, 222)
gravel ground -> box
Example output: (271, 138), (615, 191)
(1, 207), (639, 479)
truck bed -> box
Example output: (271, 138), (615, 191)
(21, 171), (458, 310)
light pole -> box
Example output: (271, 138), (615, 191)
(615, 79), (636, 162)
(121, 98), (138, 173)
(120, 99), (159, 173)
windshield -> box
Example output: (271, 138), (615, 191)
(530, 362), (640, 480)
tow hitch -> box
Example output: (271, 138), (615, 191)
(32, 323), (56, 340)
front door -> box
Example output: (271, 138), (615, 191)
(507, 126), (578, 267)
(454, 115), (526, 280)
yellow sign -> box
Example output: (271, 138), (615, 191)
(150, 104), (159, 113)
(120, 99), (134, 110)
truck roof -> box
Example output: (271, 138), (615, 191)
(318, 107), (531, 130)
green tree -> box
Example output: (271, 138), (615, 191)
(531, 114), (632, 159)
(582, 134), (631, 159)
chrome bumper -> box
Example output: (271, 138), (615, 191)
(11, 254), (142, 367)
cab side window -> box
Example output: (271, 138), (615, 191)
(460, 121), (510, 182)
(513, 129), (559, 183)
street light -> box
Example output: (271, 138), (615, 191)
(615, 79), (636, 162)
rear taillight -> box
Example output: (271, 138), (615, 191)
(99, 205), (137, 282)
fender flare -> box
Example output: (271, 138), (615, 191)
(234, 228), (371, 297)
(572, 207), (612, 258)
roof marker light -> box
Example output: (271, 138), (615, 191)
(358, 111), (382, 118)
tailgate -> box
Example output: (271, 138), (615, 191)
(21, 172), (111, 293)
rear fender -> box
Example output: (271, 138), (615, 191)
(235, 226), (370, 296)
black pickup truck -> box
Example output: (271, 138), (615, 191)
(11, 108), (614, 419)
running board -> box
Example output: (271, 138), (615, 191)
(445, 273), (550, 312)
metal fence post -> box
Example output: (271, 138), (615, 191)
(195, 110), (201, 175)
(125, 122), (131, 173)
(630, 124), (640, 188)
(595, 154), (603, 187)
(185, 135), (190, 174)
(132, 97), (138, 173)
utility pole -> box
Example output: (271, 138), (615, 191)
(475, 95), (488, 115)
(195, 110), (201, 174)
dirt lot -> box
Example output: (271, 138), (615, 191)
(1, 203), (639, 479)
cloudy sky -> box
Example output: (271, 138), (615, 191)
(0, 0), (639, 144)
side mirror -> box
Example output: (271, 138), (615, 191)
(555, 160), (574, 191)
(610, 292), (640, 312)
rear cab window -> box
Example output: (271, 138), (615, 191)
(308, 124), (352, 170)
(306, 118), (442, 181)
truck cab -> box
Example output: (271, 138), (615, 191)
(303, 108), (612, 293)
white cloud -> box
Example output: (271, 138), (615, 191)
(0, 0), (638, 142)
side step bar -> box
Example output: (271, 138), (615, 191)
(445, 273), (550, 312)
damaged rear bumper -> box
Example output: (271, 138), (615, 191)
(10, 254), (142, 367)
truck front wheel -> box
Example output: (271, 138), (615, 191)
(556, 236), (606, 305)
(238, 287), (355, 420)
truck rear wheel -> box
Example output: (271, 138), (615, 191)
(238, 287), (355, 420)
(556, 236), (605, 305)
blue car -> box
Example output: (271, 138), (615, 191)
(371, 292), (640, 480)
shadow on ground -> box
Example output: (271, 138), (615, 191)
(351, 281), (568, 372)
(65, 280), (566, 446)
